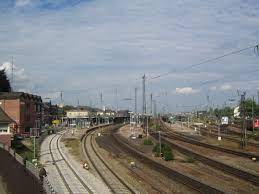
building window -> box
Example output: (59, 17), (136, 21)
(0, 124), (9, 133)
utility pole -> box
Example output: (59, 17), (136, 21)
(134, 88), (138, 127)
(11, 56), (14, 90)
(135, 88), (137, 114)
(257, 91), (259, 105)
(33, 135), (36, 159)
(206, 95), (210, 124)
(150, 93), (153, 114)
(115, 88), (118, 112)
(252, 96), (255, 133)
(142, 74), (146, 114)
(100, 92), (103, 110)
(217, 121), (221, 141)
(159, 130), (161, 157)
(217, 104), (221, 141)
(146, 115), (149, 138)
(76, 98), (80, 130)
(60, 91), (64, 126)
(240, 92), (247, 148)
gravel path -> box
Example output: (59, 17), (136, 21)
(40, 130), (110, 194)
(60, 134), (111, 194)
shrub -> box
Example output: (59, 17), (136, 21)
(152, 143), (174, 161)
(152, 144), (160, 157)
(143, 138), (153, 145)
(164, 150), (174, 161)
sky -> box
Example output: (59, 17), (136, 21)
(0, 0), (259, 112)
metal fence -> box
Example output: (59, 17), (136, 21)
(0, 142), (56, 194)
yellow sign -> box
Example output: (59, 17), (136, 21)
(52, 120), (60, 124)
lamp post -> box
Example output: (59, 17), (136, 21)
(159, 130), (161, 157)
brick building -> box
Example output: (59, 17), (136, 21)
(0, 107), (14, 147)
(0, 92), (43, 134)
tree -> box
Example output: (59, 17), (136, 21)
(214, 106), (234, 119)
(241, 98), (259, 118)
(0, 69), (11, 92)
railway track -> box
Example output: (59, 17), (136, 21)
(96, 130), (165, 193)
(157, 122), (259, 186)
(162, 123), (259, 159)
(49, 132), (93, 194)
(82, 126), (135, 194)
(197, 125), (259, 148)
(111, 128), (224, 194)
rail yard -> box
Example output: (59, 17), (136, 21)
(37, 118), (259, 194)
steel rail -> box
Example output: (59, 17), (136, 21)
(83, 125), (135, 194)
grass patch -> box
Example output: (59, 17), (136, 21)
(143, 138), (153, 145)
(62, 138), (80, 158)
(11, 139), (34, 162)
(183, 155), (195, 163)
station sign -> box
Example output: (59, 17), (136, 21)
(221, 116), (229, 125)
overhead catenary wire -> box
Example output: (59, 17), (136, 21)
(149, 43), (259, 81)
(34, 43), (259, 112)
(37, 44), (259, 98)
(194, 68), (259, 88)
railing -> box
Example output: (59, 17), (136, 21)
(0, 142), (56, 194)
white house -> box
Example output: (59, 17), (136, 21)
(0, 107), (14, 147)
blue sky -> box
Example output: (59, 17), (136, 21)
(0, 0), (259, 112)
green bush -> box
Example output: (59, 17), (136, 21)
(152, 144), (160, 157)
(164, 150), (174, 161)
(143, 138), (153, 145)
(152, 143), (174, 161)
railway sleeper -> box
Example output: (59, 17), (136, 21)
(154, 134), (259, 187)
(112, 133), (224, 194)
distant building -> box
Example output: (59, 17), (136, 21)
(104, 110), (115, 117)
(0, 107), (14, 147)
(65, 109), (90, 127)
(116, 110), (130, 117)
(0, 92), (43, 134)
(43, 102), (61, 125)
(96, 110), (104, 116)
(66, 109), (90, 118)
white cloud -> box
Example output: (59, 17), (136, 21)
(175, 87), (199, 95)
(0, 61), (29, 90)
(220, 84), (232, 91)
(15, 0), (31, 7)
(0, 0), (259, 109)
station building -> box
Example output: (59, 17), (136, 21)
(64, 109), (91, 127)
